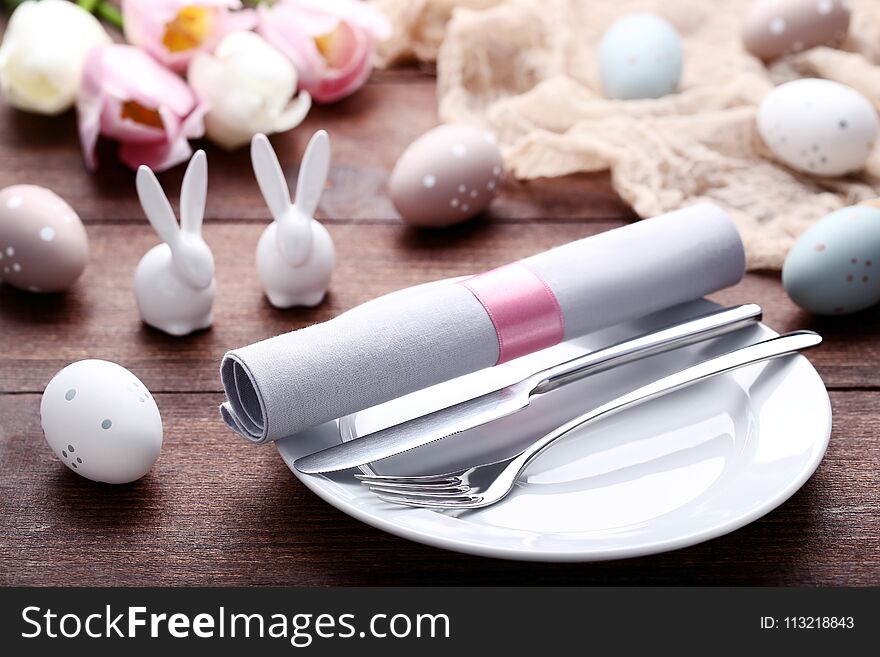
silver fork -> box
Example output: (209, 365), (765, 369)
(356, 330), (822, 510)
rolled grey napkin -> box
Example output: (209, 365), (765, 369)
(221, 203), (745, 443)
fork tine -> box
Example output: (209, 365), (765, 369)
(375, 493), (482, 509)
(367, 484), (473, 500)
(365, 483), (471, 497)
(355, 473), (461, 486)
(360, 480), (469, 494)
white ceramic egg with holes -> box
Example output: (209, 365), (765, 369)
(40, 360), (163, 484)
(758, 78), (879, 176)
(599, 13), (683, 100)
(389, 124), (504, 227)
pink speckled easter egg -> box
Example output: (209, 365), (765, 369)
(390, 124), (505, 228)
(0, 185), (88, 293)
(742, 0), (850, 61)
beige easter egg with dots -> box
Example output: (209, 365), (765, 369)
(0, 185), (88, 292)
(390, 124), (505, 227)
(742, 0), (850, 61)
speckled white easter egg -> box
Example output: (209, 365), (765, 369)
(0, 185), (88, 292)
(41, 360), (163, 484)
(599, 13), (683, 100)
(758, 79), (878, 177)
(742, 0), (850, 61)
(390, 124), (504, 227)
(783, 202), (880, 315)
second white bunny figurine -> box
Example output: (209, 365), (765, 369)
(134, 150), (216, 336)
(251, 131), (335, 308)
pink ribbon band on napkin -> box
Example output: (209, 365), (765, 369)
(460, 263), (565, 364)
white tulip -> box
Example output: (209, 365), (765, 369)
(188, 31), (312, 150)
(0, 0), (111, 115)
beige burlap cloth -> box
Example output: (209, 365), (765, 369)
(369, 0), (880, 269)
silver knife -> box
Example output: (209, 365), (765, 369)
(294, 303), (762, 474)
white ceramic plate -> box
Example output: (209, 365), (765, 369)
(277, 298), (831, 562)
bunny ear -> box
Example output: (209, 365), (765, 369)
(293, 130), (330, 219)
(136, 165), (180, 247)
(180, 150), (208, 235)
(251, 133), (291, 222)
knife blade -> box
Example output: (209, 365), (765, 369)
(293, 303), (762, 474)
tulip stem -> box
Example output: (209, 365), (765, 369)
(94, 2), (123, 28)
(75, 0), (123, 29)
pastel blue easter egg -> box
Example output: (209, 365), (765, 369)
(783, 204), (880, 315)
(599, 13), (683, 100)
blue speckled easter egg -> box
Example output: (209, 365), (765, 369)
(783, 204), (880, 315)
(599, 13), (683, 100)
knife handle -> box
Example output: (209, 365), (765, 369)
(532, 304), (762, 395)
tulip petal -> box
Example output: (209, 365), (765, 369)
(89, 45), (198, 117)
(77, 44), (203, 172)
(0, 0), (111, 115)
(293, 0), (392, 39)
(268, 2), (339, 36)
(123, 0), (251, 72)
(257, 3), (328, 89)
(101, 96), (167, 144)
(77, 85), (104, 170)
(224, 7), (258, 33)
(312, 26), (374, 103)
(119, 135), (193, 172)
(189, 31), (304, 150)
(258, 0), (383, 103)
(274, 91), (312, 133)
(181, 99), (209, 140)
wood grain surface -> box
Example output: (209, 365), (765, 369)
(1, 70), (878, 586)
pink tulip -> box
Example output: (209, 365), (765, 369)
(77, 44), (207, 172)
(258, 0), (391, 103)
(121, 0), (256, 73)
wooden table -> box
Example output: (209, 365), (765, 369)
(1, 69), (878, 586)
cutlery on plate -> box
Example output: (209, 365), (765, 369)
(294, 303), (763, 474)
(356, 330), (822, 509)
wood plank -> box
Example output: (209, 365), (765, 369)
(2, 222), (874, 393)
(0, 81), (633, 224)
(0, 390), (875, 586)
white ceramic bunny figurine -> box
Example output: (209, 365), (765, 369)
(251, 131), (335, 308)
(133, 150), (215, 336)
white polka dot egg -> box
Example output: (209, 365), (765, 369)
(390, 124), (504, 227)
(758, 79), (878, 177)
(742, 0), (850, 61)
(40, 360), (163, 484)
(598, 13), (683, 100)
(0, 185), (88, 293)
